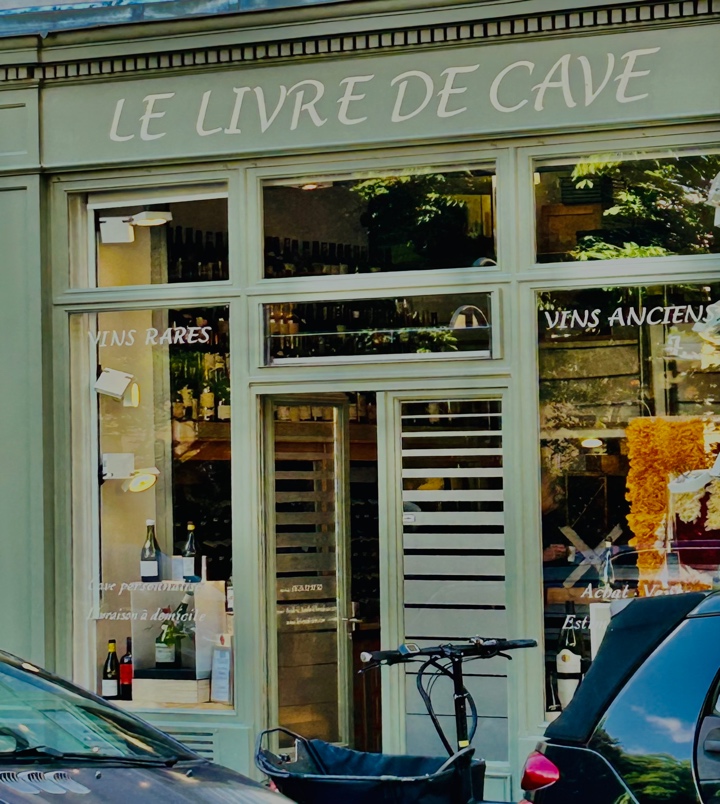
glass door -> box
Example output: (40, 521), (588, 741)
(398, 397), (509, 763)
(266, 395), (354, 746)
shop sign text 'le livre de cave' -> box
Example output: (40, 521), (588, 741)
(39, 24), (720, 166)
(108, 47), (660, 142)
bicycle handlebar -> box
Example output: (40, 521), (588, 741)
(360, 638), (536, 666)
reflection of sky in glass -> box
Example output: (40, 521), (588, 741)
(600, 618), (720, 759)
(0, 0), (355, 41)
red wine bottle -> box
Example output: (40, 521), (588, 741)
(119, 637), (133, 701)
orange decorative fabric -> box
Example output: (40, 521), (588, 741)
(625, 418), (709, 584)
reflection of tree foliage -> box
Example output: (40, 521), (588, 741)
(593, 729), (697, 804)
(540, 401), (582, 476)
(540, 377), (639, 407)
(352, 174), (493, 268)
(570, 155), (720, 259)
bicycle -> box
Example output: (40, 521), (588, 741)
(255, 636), (536, 804)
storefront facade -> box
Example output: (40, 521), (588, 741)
(2, 1), (720, 799)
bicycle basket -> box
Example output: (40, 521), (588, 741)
(255, 728), (486, 804)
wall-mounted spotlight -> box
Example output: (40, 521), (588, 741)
(102, 453), (135, 480)
(94, 367), (140, 407)
(99, 217), (134, 244)
(130, 210), (173, 227)
(99, 210), (173, 244)
(122, 468), (160, 493)
(101, 454), (159, 492)
(449, 305), (489, 330)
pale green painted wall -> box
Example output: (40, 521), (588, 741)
(0, 177), (47, 665)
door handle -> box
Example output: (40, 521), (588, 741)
(341, 616), (363, 634)
(705, 739), (720, 753)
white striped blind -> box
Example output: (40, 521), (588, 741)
(401, 398), (508, 764)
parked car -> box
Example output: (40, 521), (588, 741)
(521, 590), (720, 803)
(0, 648), (287, 802)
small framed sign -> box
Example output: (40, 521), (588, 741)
(210, 638), (233, 704)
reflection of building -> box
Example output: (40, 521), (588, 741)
(2, 0), (720, 800)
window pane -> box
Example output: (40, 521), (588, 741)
(262, 169), (496, 278)
(537, 282), (720, 720)
(94, 197), (228, 286)
(535, 154), (720, 263)
(263, 293), (492, 363)
(73, 305), (233, 710)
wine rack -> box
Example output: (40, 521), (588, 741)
(167, 226), (229, 283)
(264, 293), (493, 363)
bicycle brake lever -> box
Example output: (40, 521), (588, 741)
(358, 663), (381, 675)
(497, 652), (512, 660)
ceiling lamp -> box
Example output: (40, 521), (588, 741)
(296, 181), (332, 191)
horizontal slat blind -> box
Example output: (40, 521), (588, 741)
(401, 398), (508, 764)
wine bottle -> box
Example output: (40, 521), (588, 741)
(214, 231), (226, 280)
(225, 576), (234, 613)
(194, 230), (205, 280)
(264, 236), (276, 278)
(119, 637), (133, 701)
(155, 592), (194, 668)
(199, 385), (215, 421)
(217, 396), (231, 422)
(140, 520), (161, 582)
(184, 228), (196, 282)
(172, 225), (185, 282)
(357, 393), (368, 422)
(204, 231), (217, 280)
(101, 639), (120, 699)
(155, 623), (178, 668)
(182, 522), (199, 583)
(556, 602), (583, 709)
(166, 226), (176, 282)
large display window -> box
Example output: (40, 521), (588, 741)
(537, 281), (720, 718)
(534, 152), (720, 263)
(72, 303), (234, 710)
(262, 167), (496, 278)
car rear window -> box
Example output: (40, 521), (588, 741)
(590, 615), (720, 804)
(545, 593), (707, 744)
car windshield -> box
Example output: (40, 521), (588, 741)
(0, 654), (195, 761)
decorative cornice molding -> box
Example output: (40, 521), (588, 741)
(1, 0), (719, 84)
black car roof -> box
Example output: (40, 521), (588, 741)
(545, 591), (709, 744)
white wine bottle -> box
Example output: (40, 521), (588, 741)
(155, 592), (195, 668)
(101, 639), (120, 699)
(155, 623), (178, 668)
(140, 520), (161, 582)
(182, 522), (199, 583)
(556, 602), (583, 709)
